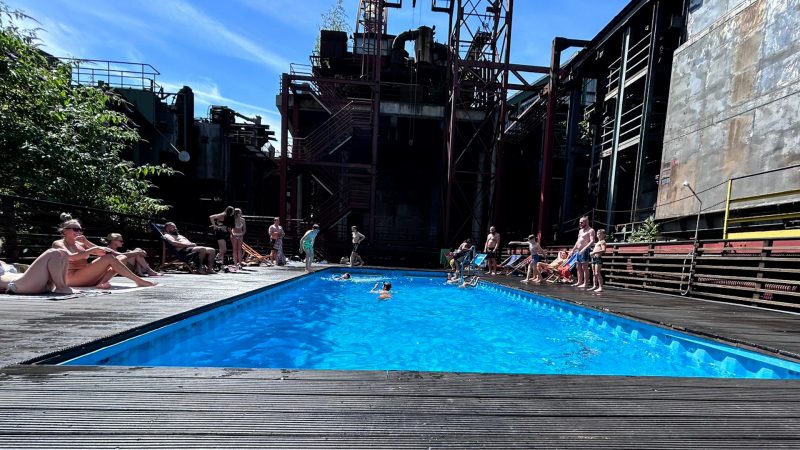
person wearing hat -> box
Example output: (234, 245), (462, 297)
(349, 226), (366, 267)
(521, 234), (545, 283)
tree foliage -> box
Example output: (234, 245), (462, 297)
(315, 0), (351, 53)
(627, 216), (661, 243)
(0, 3), (172, 217)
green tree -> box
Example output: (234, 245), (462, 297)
(315, 0), (351, 54)
(0, 3), (173, 217)
(628, 216), (661, 243)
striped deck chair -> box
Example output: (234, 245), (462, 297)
(242, 242), (270, 266)
(503, 255), (531, 276)
(496, 254), (522, 273)
(470, 253), (488, 271)
(546, 252), (579, 283)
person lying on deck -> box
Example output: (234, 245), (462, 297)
(52, 213), (155, 289)
(103, 233), (161, 277)
(1, 249), (78, 295)
(162, 222), (217, 275)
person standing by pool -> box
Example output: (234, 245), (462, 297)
(209, 206), (235, 265)
(230, 208), (246, 268)
(484, 226), (501, 275)
(588, 229), (607, 293)
(268, 217), (286, 266)
(349, 226), (366, 267)
(299, 224), (320, 273)
(572, 216), (596, 289)
(521, 234), (544, 283)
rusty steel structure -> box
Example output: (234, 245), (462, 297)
(438, 0), (547, 244)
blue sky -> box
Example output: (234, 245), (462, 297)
(8, 0), (630, 138)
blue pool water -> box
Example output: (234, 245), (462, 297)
(65, 269), (800, 378)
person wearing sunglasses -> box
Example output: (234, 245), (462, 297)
(103, 233), (161, 277)
(51, 213), (155, 289)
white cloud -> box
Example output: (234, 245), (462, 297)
(143, 0), (291, 73)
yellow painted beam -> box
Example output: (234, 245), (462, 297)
(727, 230), (800, 239)
(730, 188), (800, 204)
(727, 212), (800, 224)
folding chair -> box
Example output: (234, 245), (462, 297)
(149, 222), (198, 273)
(496, 254), (522, 273)
(503, 255), (531, 276)
(242, 242), (270, 266)
(470, 253), (488, 272)
(546, 252), (579, 283)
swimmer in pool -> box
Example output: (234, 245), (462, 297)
(370, 281), (392, 300)
(335, 273), (351, 281)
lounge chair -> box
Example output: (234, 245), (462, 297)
(470, 253), (488, 271)
(496, 254), (522, 273)
(546, 252), (579, 283)
(242, 242), (270, 266)
(502, 255), (531, 276)
(149, 222), (199, 273)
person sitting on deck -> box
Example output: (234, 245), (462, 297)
(52, 213), (155, 289)
(103, 233), (161, 277)
(370, 281), (392, 300)
(161, 222), (217, 275)
(448, 238), (474, 278)
(1, 248), (77, 295)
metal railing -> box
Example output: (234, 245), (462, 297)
(63, 58), (162, 92)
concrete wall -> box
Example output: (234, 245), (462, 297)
(656, 0), (800, 219)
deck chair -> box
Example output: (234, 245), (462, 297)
(470, 253), (488, 271)
(503, 255), (531, 276)
(546, 252), (579, 283)
(242, 242), (270, 266)
(149, 222), (199, 273)
(496, 254), (522, 273)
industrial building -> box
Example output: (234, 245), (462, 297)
(273, 0), (799, 266)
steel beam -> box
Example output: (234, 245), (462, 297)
(605, 27), (632, 232)
(279, 73), (289, 221)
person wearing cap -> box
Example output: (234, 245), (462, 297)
(521, 234), (545, 283)
(299, 224), (321, 273)
(162, 222), (217, 274)
(349, 226), (366, 267)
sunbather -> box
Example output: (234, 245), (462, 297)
(52, 213), (155, 289)
(538, 250), (569, 278)
(1, 249), (77, 295)
(104, 233), (161, 277)
(162, 222), (217, 274)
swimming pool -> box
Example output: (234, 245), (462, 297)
(63, 269), (800, 378)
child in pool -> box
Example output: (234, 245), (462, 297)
(370, 281), (392, 300)
(335, 273), (351, 281)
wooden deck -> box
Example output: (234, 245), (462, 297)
(1, 266), (800, 448)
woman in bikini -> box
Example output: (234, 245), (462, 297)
(104, 233), (161, 277)
(230, 208), (246, 268)
(51, 213), (155, 289)
(1, 248), (76, 295)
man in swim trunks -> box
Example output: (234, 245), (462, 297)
(484, 226), (501, 275)
(572, 216), (596, 288)
(350, 226), (365, 267)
